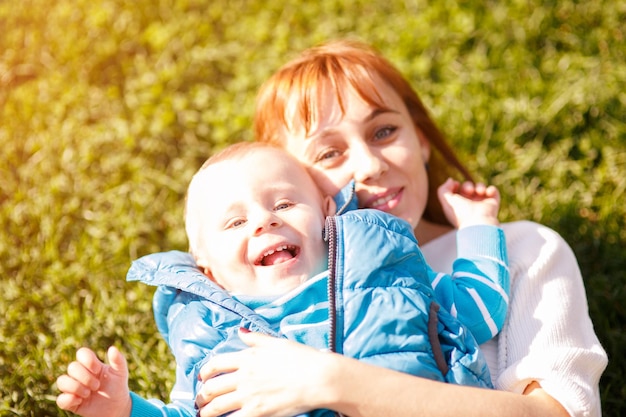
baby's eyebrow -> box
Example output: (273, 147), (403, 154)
(216, 202), (244, 221)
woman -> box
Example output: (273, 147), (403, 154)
(195, 40), (607, 417)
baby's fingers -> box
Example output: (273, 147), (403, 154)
(56, 391), (85, 412)
(75, 347), (105, 374)
(56, 373), (92, 399)
(69, 358), (102, 390)
(63, 348), (106, 392)
(460, 181), (486, 196)
(485, 185), (500, 200)
(437, 178), (458, 193)
(459, 181), (499, 200)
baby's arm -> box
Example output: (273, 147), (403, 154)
(437, 178), (500, 228)
(56, 346), (132, 417)
(431, 178), (509, 344)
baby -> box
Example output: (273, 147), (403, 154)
(57, 141), (508, 417)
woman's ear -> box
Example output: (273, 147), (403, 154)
(416, 127), (431, 163)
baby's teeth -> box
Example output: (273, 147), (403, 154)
(264, 246), (288, 257)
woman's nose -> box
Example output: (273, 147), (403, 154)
(351, 146), (387, 183)
(253, 212), (282, 236)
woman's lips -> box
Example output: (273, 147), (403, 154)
(363, 188), (403, 212)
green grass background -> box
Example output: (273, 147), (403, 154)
(1, 0), (624, 415)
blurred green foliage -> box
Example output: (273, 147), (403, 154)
(1, 0), (624, 415)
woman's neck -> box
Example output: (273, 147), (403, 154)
(414, 219), (453, 245)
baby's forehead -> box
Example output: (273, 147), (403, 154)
(222, 146), (294, 167)
(233, 148), (304, 176)
(195, 150), (306, 191)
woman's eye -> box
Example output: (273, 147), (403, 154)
(314, 148), (342, 164)
(373, 126), (397, 141)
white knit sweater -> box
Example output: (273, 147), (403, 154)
(421, 220), (608, 417)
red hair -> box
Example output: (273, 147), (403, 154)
(254, 39), (472, 225)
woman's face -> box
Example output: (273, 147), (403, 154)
(283, 79), (431, 229)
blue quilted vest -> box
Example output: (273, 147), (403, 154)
(127, 183), (492, 417)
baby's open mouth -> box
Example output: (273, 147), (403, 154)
(255, 245), (300, 266)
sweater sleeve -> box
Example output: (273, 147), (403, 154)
(421, 221), (607, 417)
(494, 221), (607, 417)
(429, 225), (509, 344)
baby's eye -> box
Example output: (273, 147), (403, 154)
(274, 201), (294, 211)
(226, 218), (246, 229)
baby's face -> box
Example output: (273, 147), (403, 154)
(189, 148), (333, 296)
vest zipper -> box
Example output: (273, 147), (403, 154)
(324, 180), (353, 356)
(324, 216), (344, 417)
(324, 216), (338, 354)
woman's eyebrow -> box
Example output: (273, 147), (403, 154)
(365, 107), (398, 122)
(306, 107), (400, 140)
(305, 123), (339, 141)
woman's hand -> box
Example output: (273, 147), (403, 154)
(196, 329), (337, 417)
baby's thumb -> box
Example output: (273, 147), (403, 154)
(437, 178), (454, 198)
(106, 346), (128, 376)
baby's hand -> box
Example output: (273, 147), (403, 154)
(56, 346), (132, 417)
(437, 178), (500, 229)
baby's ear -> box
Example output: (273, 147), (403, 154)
(201, 266), (213, 279)
(324, 195), (337, 216)
(196, 259), (215, 280)
(196, 260), (228, 290)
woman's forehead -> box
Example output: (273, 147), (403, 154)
(284, 73), (396, 137)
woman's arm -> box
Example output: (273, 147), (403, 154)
(195, 222), (606, 417)
(195, 330), (568, 417)
(325, 359), (568, 417)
